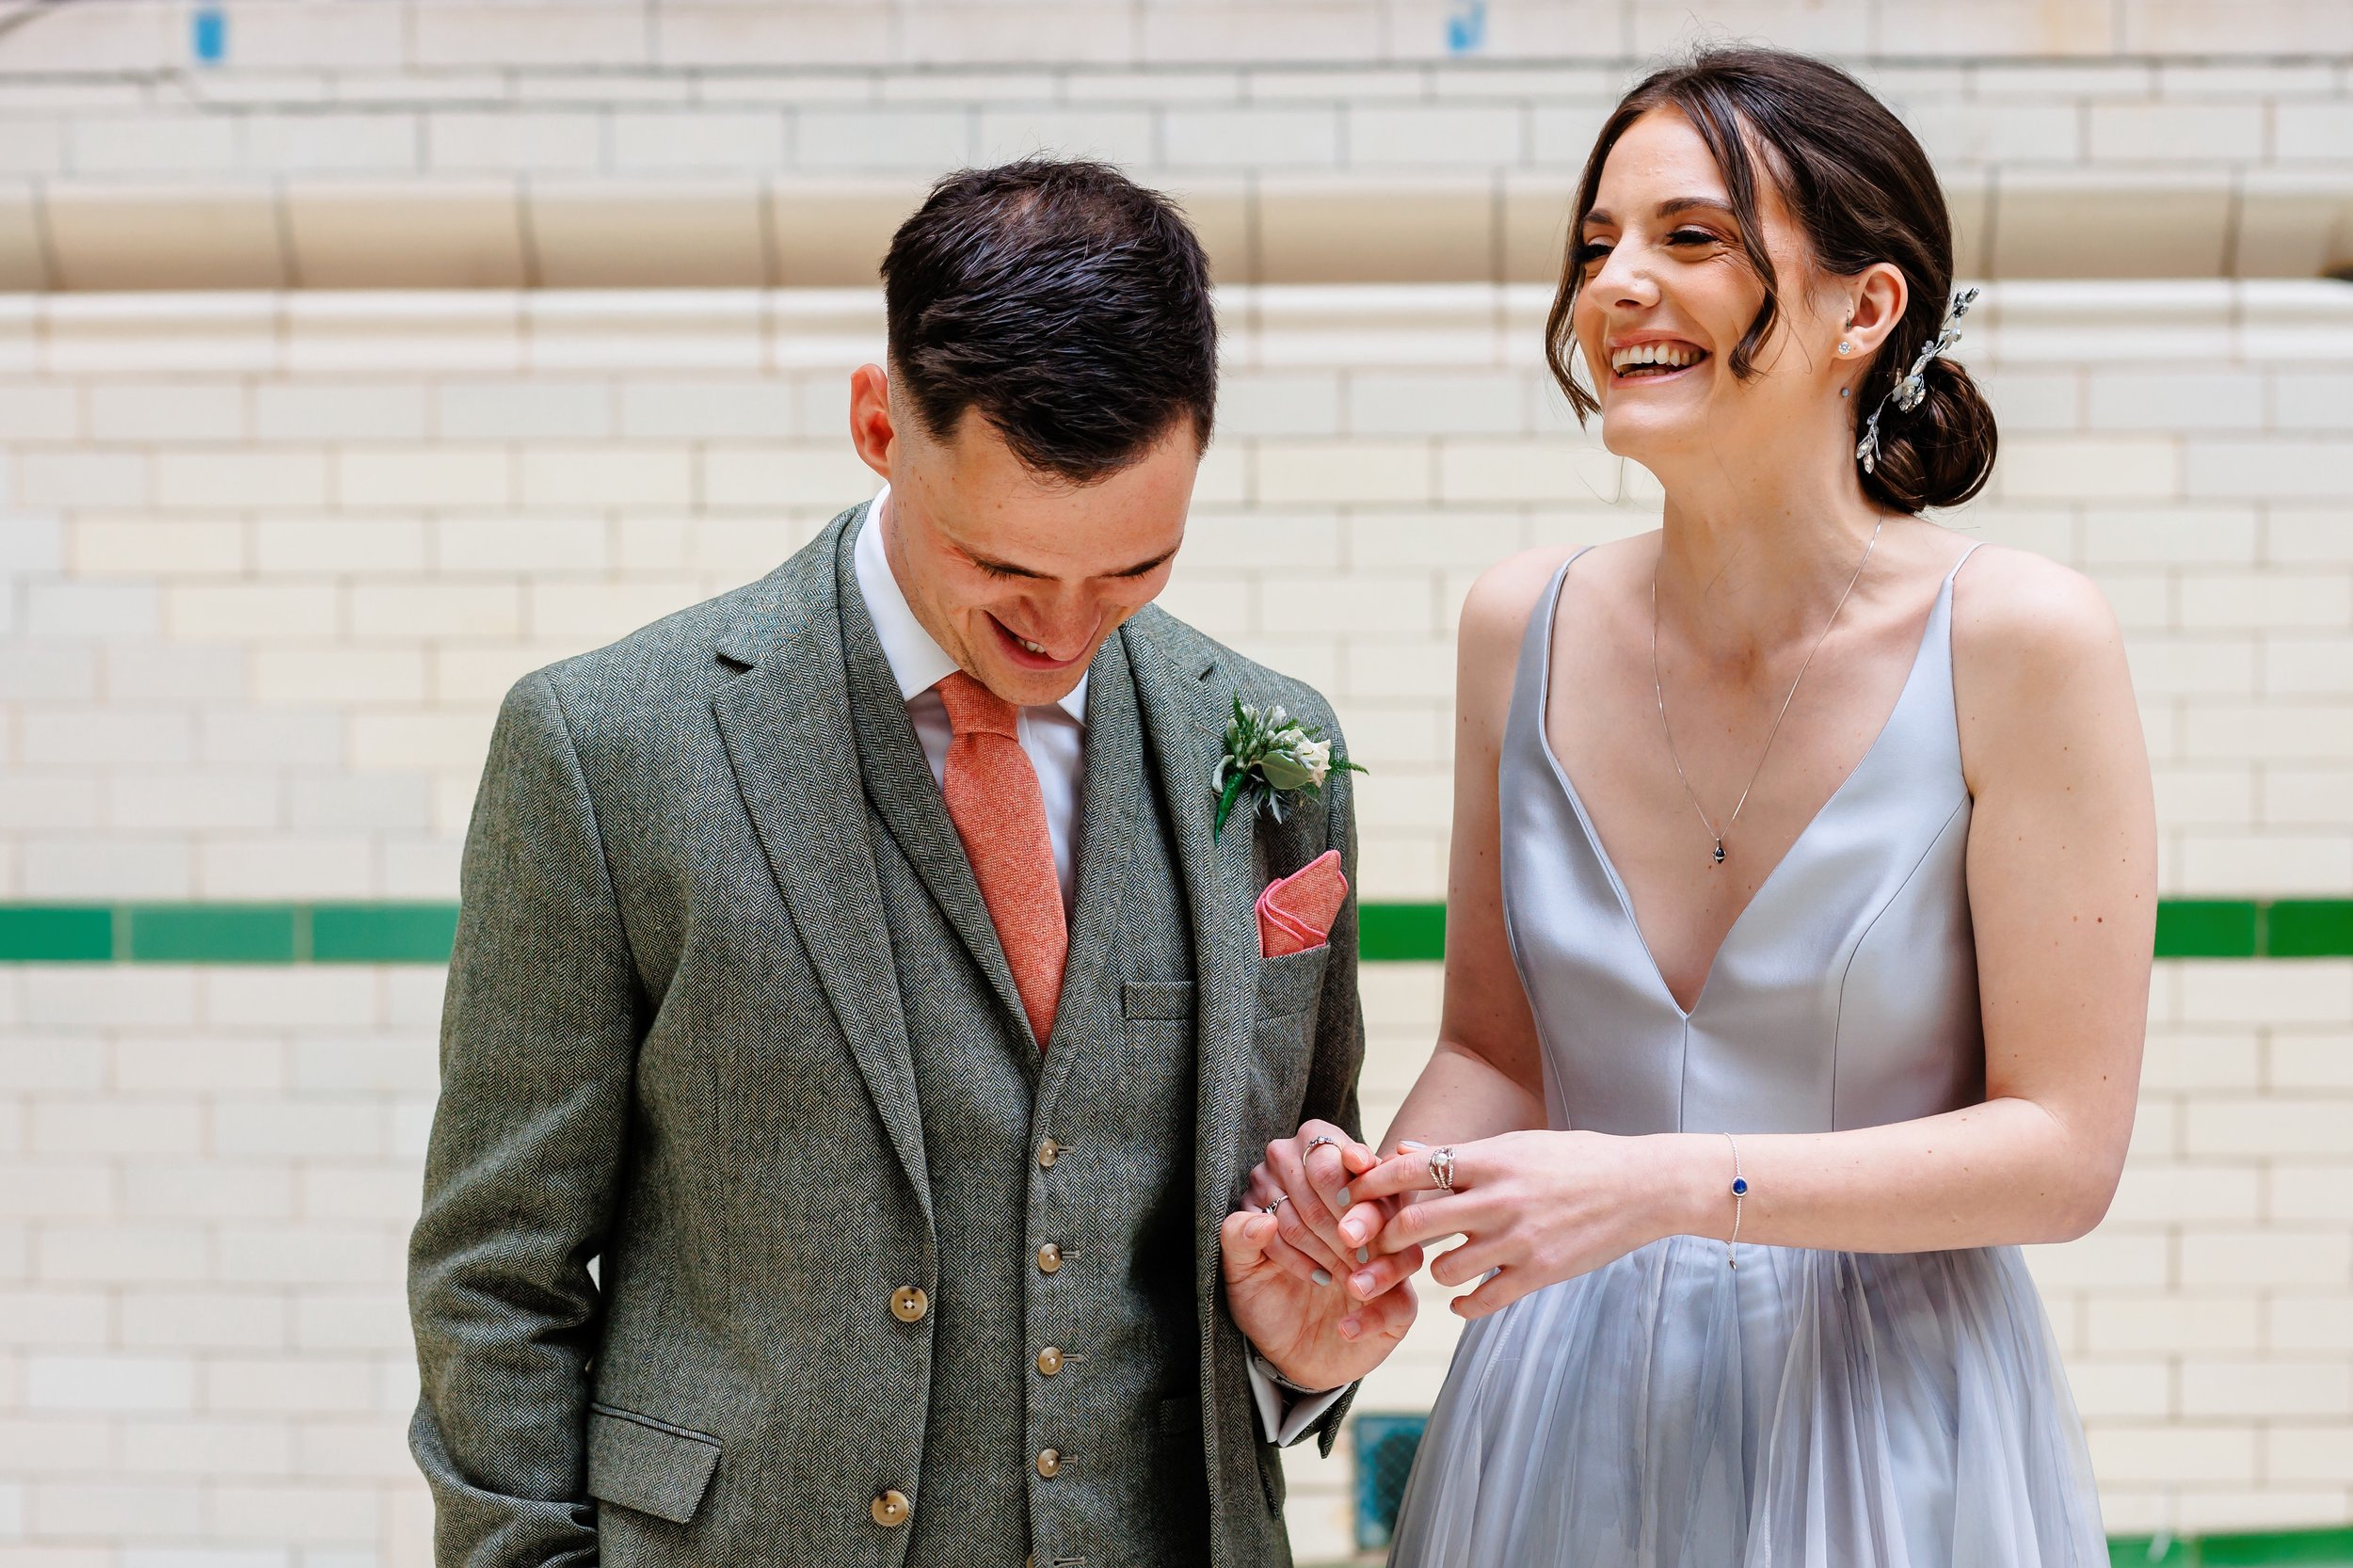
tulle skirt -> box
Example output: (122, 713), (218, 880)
(1388, 1237), (2105, 1568)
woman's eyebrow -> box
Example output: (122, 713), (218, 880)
(1656, 196), (1737, 221)
(1580, 196), (1737, 231)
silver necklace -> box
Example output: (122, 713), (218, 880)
(1651, 518), (1884, 867)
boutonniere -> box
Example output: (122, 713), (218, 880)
(1213, 697), (1367, 838)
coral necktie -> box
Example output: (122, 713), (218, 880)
(935, 671), (1067, 1049)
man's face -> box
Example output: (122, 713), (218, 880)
(848, 364), (1197, 709)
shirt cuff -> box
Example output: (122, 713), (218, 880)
(1245, 1349), (1352, 1448)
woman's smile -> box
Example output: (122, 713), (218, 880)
(1606, 337), (1711, 384)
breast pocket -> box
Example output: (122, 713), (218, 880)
(1250, 945), (1330, 1126)
(1254, 944), (1330, 1024)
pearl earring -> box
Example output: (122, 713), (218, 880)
(1838, 341), (1852, 354)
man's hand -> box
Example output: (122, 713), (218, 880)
(1218, 1120), (1426, 1391)
(1221, 1205), (1416, 1392)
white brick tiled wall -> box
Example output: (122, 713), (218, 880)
(0, 280), (2346, 1560)
(0, 2), (2346, 1561)
(1, 5), (2348, 291)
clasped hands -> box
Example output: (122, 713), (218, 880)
(1222, 1119), (1689, 1392)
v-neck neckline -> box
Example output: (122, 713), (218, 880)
(1529, 547), (1960, 1022)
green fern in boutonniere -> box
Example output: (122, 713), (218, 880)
(1212, 697), (1367, 839)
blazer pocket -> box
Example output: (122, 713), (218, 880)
(585, 1402), (722, 1526)
(1254, 944), (1331, 1022)
(1123, 980), (1196, 1021)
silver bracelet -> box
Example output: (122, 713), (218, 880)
(1722, 1132), (1749, 1271)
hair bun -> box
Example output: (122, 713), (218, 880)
(1860, 354), (1997, 514)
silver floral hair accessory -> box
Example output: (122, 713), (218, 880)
(1854, 285), (1979, 475)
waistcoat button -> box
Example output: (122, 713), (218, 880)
(1036, 1346), (1064, 1376)
(1037, 1139), (1062, 1168)
(1035, 1448), (1061, 1479)
(1036, 1241), (1063, 1273)
(889, 1287), (928, 1323)
(872, 1490), (910, 1528)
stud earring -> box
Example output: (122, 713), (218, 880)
(1837, 341), (1852, 355)
(1840, 387), (1851, 397)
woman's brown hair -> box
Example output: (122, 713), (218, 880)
(1546, 47), (1998, 514)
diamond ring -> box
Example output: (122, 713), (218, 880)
(1427, 1146), (1456, 1191)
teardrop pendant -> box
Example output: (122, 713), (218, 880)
(1712, 840), (1727, 865)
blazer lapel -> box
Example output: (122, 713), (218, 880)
(834, 522), (1042, 1058)
(1128, 618), (1261, 1287)
(710, 505), (931, 1223)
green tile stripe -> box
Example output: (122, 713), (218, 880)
(0, 903), (460, 965)
(0, 900), (2346, 965)
(2109, 1527), (2353, 1566)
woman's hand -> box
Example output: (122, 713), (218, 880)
(1242, 1119), (1428, 1315)
(1351, 1129), (1703, 1320)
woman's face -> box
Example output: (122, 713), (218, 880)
(1570, 105), (1856, 478)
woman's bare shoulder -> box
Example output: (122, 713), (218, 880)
(1949, 540), (2123, 678)
(1459, 537), (1641, 653)
(1948, 540), (2138, 792)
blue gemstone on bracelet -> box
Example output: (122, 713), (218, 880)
(1731, 1177), (1749, 1196)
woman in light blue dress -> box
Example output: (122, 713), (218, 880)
(1238, 48), (2153, 1565)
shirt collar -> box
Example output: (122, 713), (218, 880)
(853, 483), (1088, 725)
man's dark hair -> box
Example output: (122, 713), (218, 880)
(880, 157), (1217, 485)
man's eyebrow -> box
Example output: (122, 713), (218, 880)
(964, 544), (1180, 580)
(963, 550), (1048, 580)
(1107, 545), (1181, 579)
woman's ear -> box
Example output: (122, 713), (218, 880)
(1844, 262), (1911, 359)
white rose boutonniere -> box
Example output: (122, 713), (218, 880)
(1213, 697), (1366, 838)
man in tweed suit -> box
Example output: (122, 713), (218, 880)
(407, 159), (1417, 1567)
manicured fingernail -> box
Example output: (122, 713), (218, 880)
(1312, 1269), (1332, 1286)
(1352, 1272), (1374, 1294)
(1356, 1246), (1370, 1264)
(1336, 1186), (1352, 1207)
(1398, 1140), (1427, 1151)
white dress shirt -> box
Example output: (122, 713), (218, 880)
(852, 487), (1346, 1448)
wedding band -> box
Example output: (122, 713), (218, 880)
(1264, 1193), (1289, 1213)
(1427, 1146), (1456, 1191)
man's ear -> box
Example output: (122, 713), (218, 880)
(848, 363), (896, 481)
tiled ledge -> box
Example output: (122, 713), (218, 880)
(1, 899), (2345, 964)
(2, 278), (2349, 376)
(3, 168), (2351, 292)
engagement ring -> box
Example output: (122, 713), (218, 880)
(1428, 1146), (1456, 1191)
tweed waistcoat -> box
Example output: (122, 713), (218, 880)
(839, 542), (1209, 1566)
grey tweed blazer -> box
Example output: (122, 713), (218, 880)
(407, 505), (1368, 1567)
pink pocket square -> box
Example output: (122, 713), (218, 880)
(1257, 849), (1348, 958)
